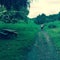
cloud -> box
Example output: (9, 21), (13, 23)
(28, 0), (60, 18)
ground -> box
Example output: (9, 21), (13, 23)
(27, 30), (59, 60)
(0, 21), (60, 60)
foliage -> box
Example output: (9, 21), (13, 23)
(0, 11), (29, 23)
(0, 6), (29, 23)
(44, 21), (60, 51)
(0, 0), (29, 11)
(48, 24), (56, 28)
(0, 0), (30, 23)
(34, 12), (60, 25)
(34, 14), (46, 24)
(42, 21), (60, 57)
(0, 21), (39, 60)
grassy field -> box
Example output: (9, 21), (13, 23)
(0, 21), (39, 60)
(44, 21), (60, 51)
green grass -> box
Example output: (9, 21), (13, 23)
(45, 21), (60, 50)
(0, 21), (39, 60)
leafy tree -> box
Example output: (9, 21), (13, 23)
(0, 0), (29, 11)
(35, 14), (46, 24)
(34, 12), (60, 24)
(0, 0), (30, 23)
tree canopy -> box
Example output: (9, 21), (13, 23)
(0, 0), (30, 23)
(0, 0), (29, 10)
(34, 12), (60, 24)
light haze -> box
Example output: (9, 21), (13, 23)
(28, 0), (60, 18)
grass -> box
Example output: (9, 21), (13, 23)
(44, 21), (60, 50)
(0, 21), (39, 60)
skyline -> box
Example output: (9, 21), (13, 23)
(28, 0), (60, 18)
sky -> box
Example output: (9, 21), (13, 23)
(28, 0), (60, 18)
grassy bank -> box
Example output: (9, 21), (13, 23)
(0, 21), (39, 60)
(44, 21), (60, 51)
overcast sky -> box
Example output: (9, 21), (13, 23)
(28, 0), (60, 18)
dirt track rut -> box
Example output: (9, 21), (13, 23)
(27, 30), (58, 60)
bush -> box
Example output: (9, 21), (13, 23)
(48, 24), (57, 28)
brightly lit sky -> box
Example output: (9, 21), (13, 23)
(28, 0), (60, 18)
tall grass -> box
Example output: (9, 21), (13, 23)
(0, 21), (39, 60)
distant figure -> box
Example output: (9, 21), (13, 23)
(41, 24), (45, 30)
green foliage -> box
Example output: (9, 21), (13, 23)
(0, 0), (30, 23)
(35, 14), (47, 24)
(45, 21), (60, 50)
(34, 12), (60, 25)
(48, 24), (56, 28)
(0, 5), (6, 12)
(0, 21), (39, 60)
(0, 0), (29, 10)
(0, 9), (29, 23)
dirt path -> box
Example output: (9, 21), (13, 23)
(27, 30), (58, 60)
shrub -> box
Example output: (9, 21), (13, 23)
(48, 24), (57, 28)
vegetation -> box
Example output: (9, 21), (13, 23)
(0, 0), (40, 60)
(0, 0), (30, 23)
(0, 0), (60, 59)
(34, 14), (46, 24)
(0, 0), (29, 10)
(0, 21), (39, 60)
(34, 12), (60, 24)
(44, 21), (60, 51)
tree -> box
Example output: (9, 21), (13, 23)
(35, 14), (46, 24)
(0, 0), (30, 23)
(58, 12), (60, 20)
(0, 0), (29, 11)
